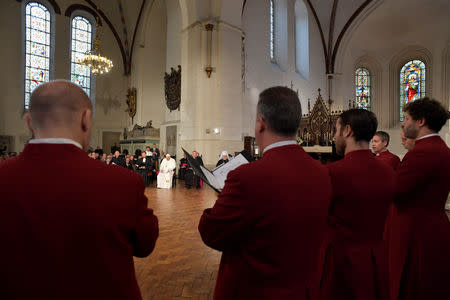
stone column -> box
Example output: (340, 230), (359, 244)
(179, 20), (244, 166)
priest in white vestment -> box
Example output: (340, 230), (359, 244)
(157, 154), (176, 189)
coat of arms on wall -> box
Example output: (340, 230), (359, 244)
(126, 87), (137, 120)
(164, 65), (181, 111)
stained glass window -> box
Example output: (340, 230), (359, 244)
(355, 67), (371, 110)
(24, 2), (52, 109)
(270, 0), (275, 61)
(400, 60), (425, 121)
(71, 16), (93, 97)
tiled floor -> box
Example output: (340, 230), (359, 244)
(134, 181), (220, 300)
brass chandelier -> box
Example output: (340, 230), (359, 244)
(79, 24), (113, 75)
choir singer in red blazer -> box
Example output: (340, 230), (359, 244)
(199, 86), (332, 300)
(320, 109), (395, 300)
(384, 98), (450, 300)
(0, 81), (159, 300)
(372, 131), (401, 170)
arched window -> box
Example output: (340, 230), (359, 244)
(70, 15), (94, 97)
(399, 60), (425, 121)
(295, 0), (309, 79)
(355, 67), (371, 110)
(24, 1), (54, 109)
(269, 0), (275, 61)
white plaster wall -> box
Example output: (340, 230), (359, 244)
(164, 0), (181, 124)
(131, 0), (166, 130)
(242, 0), (327, 137)
(160, 0), (182, 159)
(334, 0), (450, 155)
(0, 0), (128, 152)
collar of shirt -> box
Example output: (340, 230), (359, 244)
(376, 149), (389, 156)
(29, 138), (82, 149)
(416, 133), (440, 141)
(263, 140), (297, 154)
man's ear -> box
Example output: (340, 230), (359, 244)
(255, 116), (266, 134)
(343, 124), (352, 138)
(417, 117), (426, 128)
(24, 113), (35, 136)
(81, 109), (92, 133)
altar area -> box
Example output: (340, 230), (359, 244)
(298, 89), (345, 164)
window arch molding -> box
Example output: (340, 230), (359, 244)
(64, 5), (102, 26)
(354, 55), (381, 121)
(21, 0), (56, 110)
(16, 0), (61, 15)
(269, 0), (288, 70)
(69, 10), (97, 103)
(389, 45), (432, 127)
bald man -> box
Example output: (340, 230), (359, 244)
(0, 81), (159, 300)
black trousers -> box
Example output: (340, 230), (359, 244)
(185, 169), (200, 189)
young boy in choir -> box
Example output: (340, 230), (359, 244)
(371, 131), (401, 170)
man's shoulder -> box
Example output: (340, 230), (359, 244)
(80, 156), (143, 185)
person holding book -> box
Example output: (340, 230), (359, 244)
(198, 86), (332, 300)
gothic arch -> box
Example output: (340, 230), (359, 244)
(388, 45), (432, 127)
(334, 0), (383, 75)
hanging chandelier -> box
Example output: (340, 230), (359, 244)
(79, 24), (113, 75)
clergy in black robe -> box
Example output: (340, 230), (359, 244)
(111, 151), (125, 167)
(150, 144), (160, 161)
(178, 154), (189, 180)
(185, 150), (203, 189)
(136, 152), (154, 186)
(124, 157), (134, 171)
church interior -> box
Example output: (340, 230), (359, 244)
(1, 0), (449, 299)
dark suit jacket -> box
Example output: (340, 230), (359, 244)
(0, 143), (159, 300)
(136, 157), (153, 172)
(384, 136), (450, 300)
(111, 156), (125, 167)
(375, 149), (401, 170)
(321, 149), (395, 300)
(199, 144), (332, 300)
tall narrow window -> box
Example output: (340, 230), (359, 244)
(400, 60), (425, 121)
(270, 0), (275, 61)
(71, 16), (93, 97)
(24, 2), (52, 109)
(355, 67), (371, 110)
(295, 0), (309, 78)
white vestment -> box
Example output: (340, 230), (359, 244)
(157, 158), (176, 189)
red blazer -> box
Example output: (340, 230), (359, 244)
(0, 144), (159, 300)
(384, 136), (450, 300)
(375, 150), (401, 170)
(199, 144), (332, 300)
(320, 150), (395, 300)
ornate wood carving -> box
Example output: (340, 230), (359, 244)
(299, 89), (342, 146)
(164, 65), (182, 111)
(126, 87), (136, 119)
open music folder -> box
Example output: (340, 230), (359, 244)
(182, 148), (254, 193)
